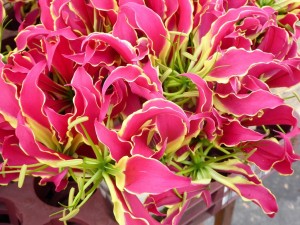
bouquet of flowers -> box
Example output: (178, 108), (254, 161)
(0, 0), (300, 224)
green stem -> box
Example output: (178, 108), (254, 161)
(174, 97), (191, 106)
(214, 145), (232, 155)
(180, 160), (193, 165)
(4, 163), (44, 168)
(293, 91), (300, 103)
(0, 17), (12, 53)
(104, 164), (121, 177)
(71, 169), (102, 210)
(164, 80), (183, 88)
(168, 91), (198, 100)
(203, 153), (237, 166)
(163, 82), (187, 97)
(177, 166), (195, 175)
(276, 124), (285, 134)
(175, 48), (185, 74)
(80, 124), (102, 160)
(0, 164), (49, 174)
(203, 143), (215, 156)
(169, 161), (183, 171)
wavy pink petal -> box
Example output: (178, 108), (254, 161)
(235, 182), (277, 217)
(162, 200), (190, 225)
(225, 0), (248, 8)
(16, 26), (78, 51)
(242, 105), (298, 128)
(4, 50), (45, 85)
(209, 48), (274, 81)
(166, 0), (193, 44)
(17, 6), (39, 31)
(241, 75), (269, 92)
(156, 114), (186, 144)
(119, 100), (188, 154)
(124, 213), (149, 225)
(210, 169), (278, 217)
(265, 59), (300, 88)
(0, 117), (15, 144)
(247, 60), (300, 88)
(131, 129), (167, 159)
(64, 0), (98, 32)
(186, 114), (206, 141)
(107, 178), (160, 225)
(124, 155), (191, 194)
(64, 43), (116, 67)
(135, 37), (150, 59)
(221, 33), (252, 50)
(120, 99), (189, 141)
(210, 6), (276, 53)
(243, 140), (285, 171)
(95, 122), (131, 162)
(122, 190), (160, 225)
(165, 0), (179, 21)
(70, 67), (101, 142)
(218, 121), (264, 146)
(236, 17), (260, 35)
(39, 0), (54, 29)
(214, 90), (284, 116)
(113, 13), (138, 46)
(0, 74), (19, 125)
(39, 168), (68, 192)
(280, 12), (298, 32)
(83, 33), (137, 63)
(44, 36), (78, 82)
(210, 159), (261, 184)
(19, 61), (50, 129)
(144, 0), (165, 18)
(44, 108), (71, 142)
(102, 65), (163, 100)
(143, 60), (163, 93)
(120, 2), (169, 56)
(279, 13), (300, 45)
(177, 0), (193, 34)
(182, 73), (212, 112)
(89, 0), (117, 10)
(188, 111), (221, 141)
(259, 26), (289, 59)
(16, 114), (70, 162)
(2, 135), (38, 166)
(131, 129), (157, 157)
(0, 165), (19, 185)
(273, 133), (300, 175)
(145, 183), (207, 211)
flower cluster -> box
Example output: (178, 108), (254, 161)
(0, 0), (300, 224)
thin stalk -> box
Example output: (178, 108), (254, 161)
(80, 124), (102, 159)
(203, 153), (237, 166)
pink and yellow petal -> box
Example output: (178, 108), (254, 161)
(208, 168), (278, 217)
(118, 155), (191, 194)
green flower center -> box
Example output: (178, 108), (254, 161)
(154, 30), (218, 110)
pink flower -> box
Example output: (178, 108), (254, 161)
(114, 2), (170, 58)
(103, 173), (161, 225)
(39, 0), (116, 36)
(102, 155), (194, 225)
(95, 99), (189, 161)
(1, 1), (300, 224)
(118, 155), (192, 194)
(207, 160), (278, 217)
(144, 183), (209, 224)
(201, 5), (277, 52)
(0, 133), (69, 191)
